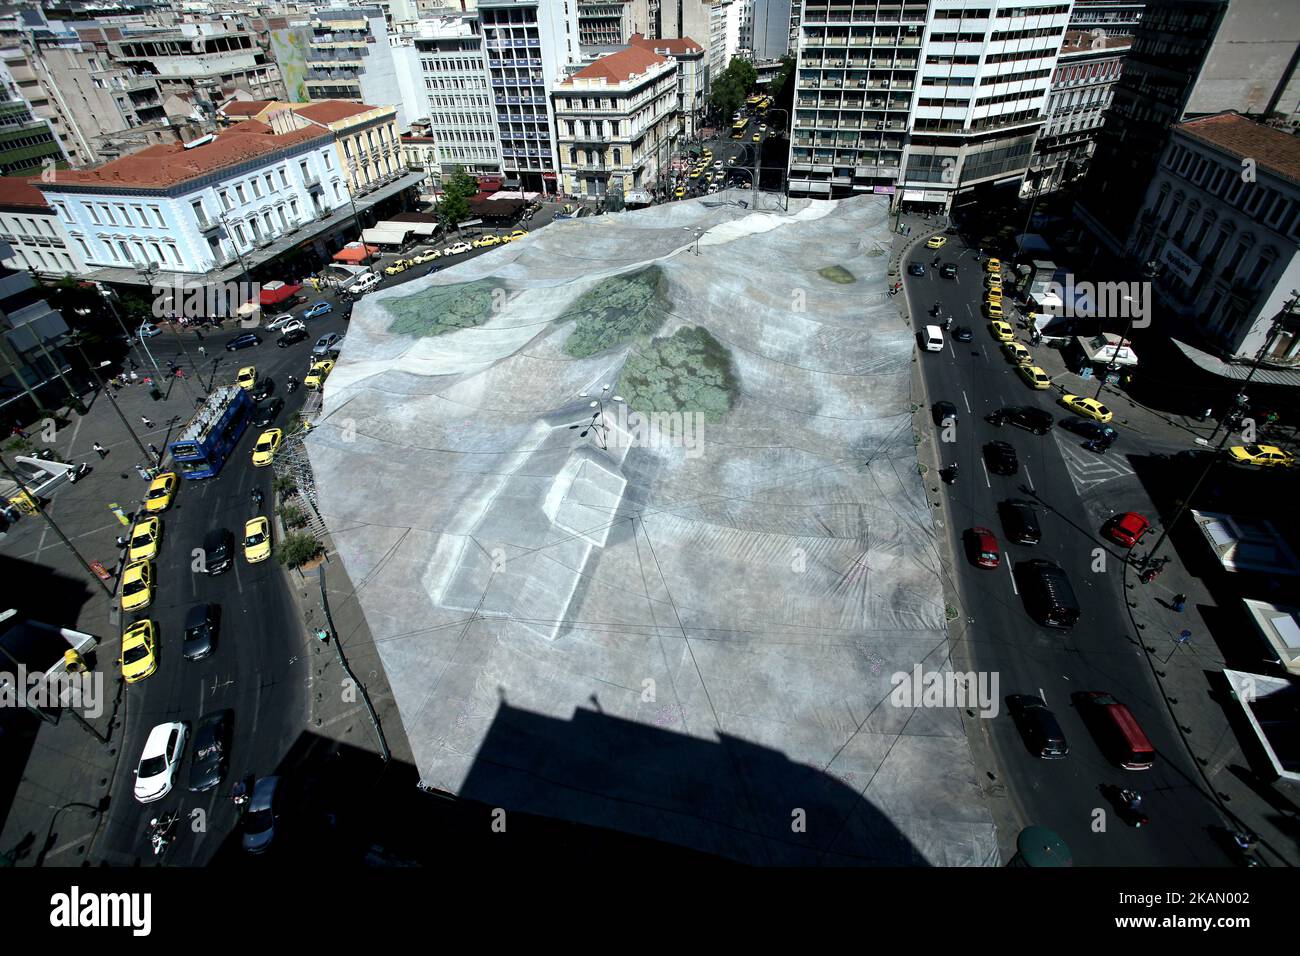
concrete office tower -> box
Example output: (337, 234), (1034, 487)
(479, 0), (580, 194)
(1027, 29), (1131, 197)
(0, 57), (63, 177)
(306, 6), (389, 102)
(414, 14), (506, 180)
(578, 0), (635, 46)
(1077, 0), (1300, 261)
(750, 0), (792, 60)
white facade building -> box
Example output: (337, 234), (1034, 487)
(39, 123), (347, 277)
(630, 33), (706, 138)
(0, 177), (85, 277)
(554, 44), (677, 200)
(1129, 111), (1300, 365)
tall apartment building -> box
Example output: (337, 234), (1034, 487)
(106, 20), (285, 102)
(1128, 112), (1300, 365)
(414, 14), (505, 181)
(578, 0), (634, 46)
(750, 0), (793, 60)
(0, 57), (63, 177)
(630, 33), (706, 136)
(479, 0), (580, 194)
(1027, 29), (1131, 196)
(709, 0), (746, 79)
(788, 0), (923, 199)
(1077, 0), (1300, 260)
(306, 6), (388, 102)
(554, 44), (677, 201)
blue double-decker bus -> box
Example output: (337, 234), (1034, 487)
(169, 385), (255, 480)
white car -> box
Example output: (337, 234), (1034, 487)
(134, 721), (188, 804)
(275, 318), (306, 337)
(265, 313), (297, 332)
(137, 322), (161, 338)
(347, 272), (379, 295)
(443, 241), (473, 256)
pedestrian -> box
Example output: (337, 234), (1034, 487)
(140, 416), (154, 429)
(128, 358), (138, 371)
(1139, 567), (1157, 585)
(92, 441), (108, 458)
(198, 345), (206, 358)
(129, 369), (139, 384)
(11, 425), (28, 439)
(174, 367), (185, 379)
(1171, 593), (1187, 613)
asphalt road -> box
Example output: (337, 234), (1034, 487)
(905, 236), (1229, 865)
(100, 298), (361, 864)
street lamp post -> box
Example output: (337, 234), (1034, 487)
(1093, 260), (1159, 400)
(68, 337), (154, 464)
(570, 385), (624, 450)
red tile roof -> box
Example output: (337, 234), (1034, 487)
(45, 126), (331, 190)
(0, 177), (51, 210)
(1177, 112), (1300, 186)
(220, 99), (275, 116)
(223, 119), (273, 135)
(292, 100), (381, 125)
(629, 33), (704, 56)
(568, 45), (669, 84)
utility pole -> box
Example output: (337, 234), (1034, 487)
(1138, 291), (1299, 568)
(0, 456), (114, 596)
(136, 260), (200, 402)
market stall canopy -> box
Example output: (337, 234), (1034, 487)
(361, 225), (411, 246)
(259, 280), (302, 307)
(332, 243), (380, 264)
(1078, 333), (1138, 368)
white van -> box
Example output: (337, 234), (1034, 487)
(923, 325), (944, 352)
(347, 272), (380, 295)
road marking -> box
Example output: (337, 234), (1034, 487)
(197, 676), (205, 713)
(1024, 464), (1035, 491)
(1039, 687), (1046, 703)
(1005, 556), (1018, 594)
(980, 457), (991, 488)
(1051, 431), (1136, 494)
(961, 390), (971, 413)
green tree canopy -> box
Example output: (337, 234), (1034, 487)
(437, 165), (478, 230)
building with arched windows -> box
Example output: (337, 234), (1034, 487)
(1128, 112), (1300, 366)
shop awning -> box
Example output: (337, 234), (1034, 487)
(332, 243), (380, 264)
(361, 226), (410, 246)
(259, 280), (303, 307)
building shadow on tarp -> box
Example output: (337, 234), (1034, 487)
(209, 702), (927, 867)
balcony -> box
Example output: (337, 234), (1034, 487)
(303, 173), (322, 190)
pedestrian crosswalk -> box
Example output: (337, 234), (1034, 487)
(1053, 430), (1136, 494)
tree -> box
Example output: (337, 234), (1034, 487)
(726, 58), (757, 93)
(277, 532), (322, 569)
(709, 75), (745, 124)
(437, 165), (478, 231)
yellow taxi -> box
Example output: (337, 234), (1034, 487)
(128, 516), (161, 562)
(120, 559), (154, 613)
(986, 257), (1002, 274)
(674, 186), (686, 198)
(143, 472), (177, 514)
(251, 428), (283, 467)
(505, 230), (528, 242)
(985, 300), (1005, 319)
(243, 517), (271, 564)
(689, 167), (703, 179)
(989, 320), (1015, 342)
(120, 619), (158, 684)
(1060, 393), (1113, 423)
(472, 234), (505, 248)
(1017, 365), (1052, 390)
(1228, 444), (1295, 468)
(752, 133), (761, 142)
(987, 293), (1004, 309)
(304, 359), (335, 390)
(1002, 341), (1032, 367)
(384, 259), (411, 276)
(926, 236), (948, 250)
(236, 366), (257, 390)
(985, 274), (1003, 290)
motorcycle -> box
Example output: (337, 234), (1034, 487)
(930, 302), (942, 317)
(250, 487), (264, 509)
(149, 810), (178, 855)
(66, 461), (91, 484)
(940, 463), (959, 484)
(1084, 438), (1108, 455)
(231, 775), (253, 814)
(286, 376), (300, 394)
(1115, 788), (1149, 828)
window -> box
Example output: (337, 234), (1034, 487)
(220, 189), (232, 211)
(236, 184), (247, 203)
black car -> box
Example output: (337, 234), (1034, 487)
(984, 441), (1019, 475)
(932, 400), (958, 428)
(907, 262), (926, 277)
(999, 499), (1042, 545)
(202, 528), (234, 575)
(940, 263), (958, 279)
(252, 398), (284, 428)
(225, 333), (262, 351)
(188, 709), (231, 792)
(1060, 418), (1119, 443)
(251, 378), (274, 402)
(988, 405), (1053, 435)
(1008, 695), (1069, 758)
(277, 326), (309, 348)
(183, 603), (219, 661)
(1018, 559), (1081, 629)
(953, 325), (973, 342)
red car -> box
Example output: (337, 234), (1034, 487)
(964, 527), (1001, 568)
(1105, 511), (1150, 549)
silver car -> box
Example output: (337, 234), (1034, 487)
(242, 775), (281, 854)
(312, 332), (344, 356)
